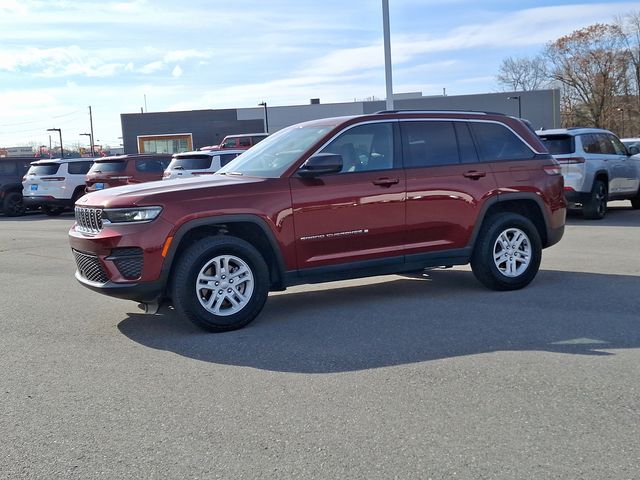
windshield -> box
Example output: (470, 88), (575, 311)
(539, 135), (575, 155)
(89, 160), (126, 173)
(27, 163), (60, 176)
(216, 124), (334, 178)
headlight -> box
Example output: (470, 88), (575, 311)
(102, 206), (162, 224)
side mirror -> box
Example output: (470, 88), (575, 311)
(628, 146), (639, 156)
(298, 153), (343, 178)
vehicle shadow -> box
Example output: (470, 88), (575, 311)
(565, 203), (639, 227)
(118, 269), (640, 373)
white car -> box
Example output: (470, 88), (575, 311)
(163, 150), (244, 180)
(22, 158), (93, 216)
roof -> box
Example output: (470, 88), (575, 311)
(30, 157), (89, 165)
(537, 127), (615, 136)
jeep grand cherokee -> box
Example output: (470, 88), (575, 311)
(69, 111), (566, 332)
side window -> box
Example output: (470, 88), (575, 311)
(67, 161), (92, 175)
(470, 122), (535, 161)
(610, 135), (628, 155)
(581, 134), (601, 154)
(597, 134), (617, 155)
(455, 122), (479, 164)
(136, 159), (165, 172)
(400, 121), (459, 168)
(251, 136), (266, 145)
(219, 153), (239, 167)
(319, 122), (394, 173)
(222, 138), (237, 148)
(239, 137), (251, 147)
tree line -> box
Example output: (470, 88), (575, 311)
(496, 11), (640, 137)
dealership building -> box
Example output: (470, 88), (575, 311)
(120, 89), (561, 155)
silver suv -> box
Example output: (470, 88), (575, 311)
(538, 128), (640, 218)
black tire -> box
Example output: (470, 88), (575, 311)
(171, 236), (269, 332)
(631, 190), (640, 209)
(2, 192), (25, 217)
(43, 205), (64, 216)
(470, 212), (542, 291)
(582, 179), (607, 219)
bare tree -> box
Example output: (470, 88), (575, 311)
(496, 55), (550, 91)
(545, 23), (629, 128)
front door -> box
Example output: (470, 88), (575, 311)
(290, 121), (406, 270)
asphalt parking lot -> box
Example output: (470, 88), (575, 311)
(1, 204), (639, 479)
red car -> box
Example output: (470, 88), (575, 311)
(85, 154), (172, 192)
(70, 111), (565, 332)
(200, 133), (268, 151)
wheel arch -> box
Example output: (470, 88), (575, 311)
(470, 194), (549, 249)
(163, 215), (287, 295)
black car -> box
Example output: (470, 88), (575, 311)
(0, 157), (32, 216)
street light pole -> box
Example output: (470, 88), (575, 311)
(47, 128), (63, 158)
(80, 133), (93, 156)
(382, 0), (394, 111)
(258, 102), (269, 133)
(508, 95), (522, 118)
(88, 106), (95, 157)
(617, 108), (625, 137)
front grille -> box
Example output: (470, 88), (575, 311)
(107, 247), (144, 280)
(75, 207), (103, 234)
(73, 249), (109, 283)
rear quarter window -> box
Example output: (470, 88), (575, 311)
(67, 161), (93, 175)
(90, 161), (126, 173)
(470, 122), (535, 161)
(136, 159), (167, 172)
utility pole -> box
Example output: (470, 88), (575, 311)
(88, 106), (95, 157)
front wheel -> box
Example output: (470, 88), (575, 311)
(471, 213), (542, 291)
(171, 236), (269, 332)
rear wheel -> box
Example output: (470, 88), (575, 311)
(2, 192), (25, 217)
(583, 179), (607, 219)
(471, 213), (542, 291)
(171, 236), (269, 332)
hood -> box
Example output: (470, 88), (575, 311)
(76, 174), (268, 208)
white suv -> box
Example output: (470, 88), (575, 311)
(23, 158), (93, 216)
(538, 128), (640, 218)
(162, 150), (244, 180)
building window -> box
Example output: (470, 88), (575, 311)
(138, 134), (192, 154)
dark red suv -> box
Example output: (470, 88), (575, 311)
(69, 111), (566, 332)
(85, 154), (171, 192)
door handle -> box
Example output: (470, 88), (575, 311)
(463, 170), (486, 180)
(372, 178), (400, 186)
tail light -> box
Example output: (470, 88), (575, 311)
(557, 157), (585, 164)
(564, 186), (574, 191)
(543, 164), (562, 175)
(41, 177), (65, 181)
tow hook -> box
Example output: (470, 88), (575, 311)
(138, 300), (160, 315)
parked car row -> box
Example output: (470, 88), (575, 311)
(3, 124), (640, 221)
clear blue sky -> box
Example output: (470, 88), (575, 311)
(0, 0), (638, 149)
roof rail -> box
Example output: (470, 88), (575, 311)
(374, 109), (506, 116)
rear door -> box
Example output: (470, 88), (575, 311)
(290, 121), (406, 270)
(402, 120), (498, 255)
